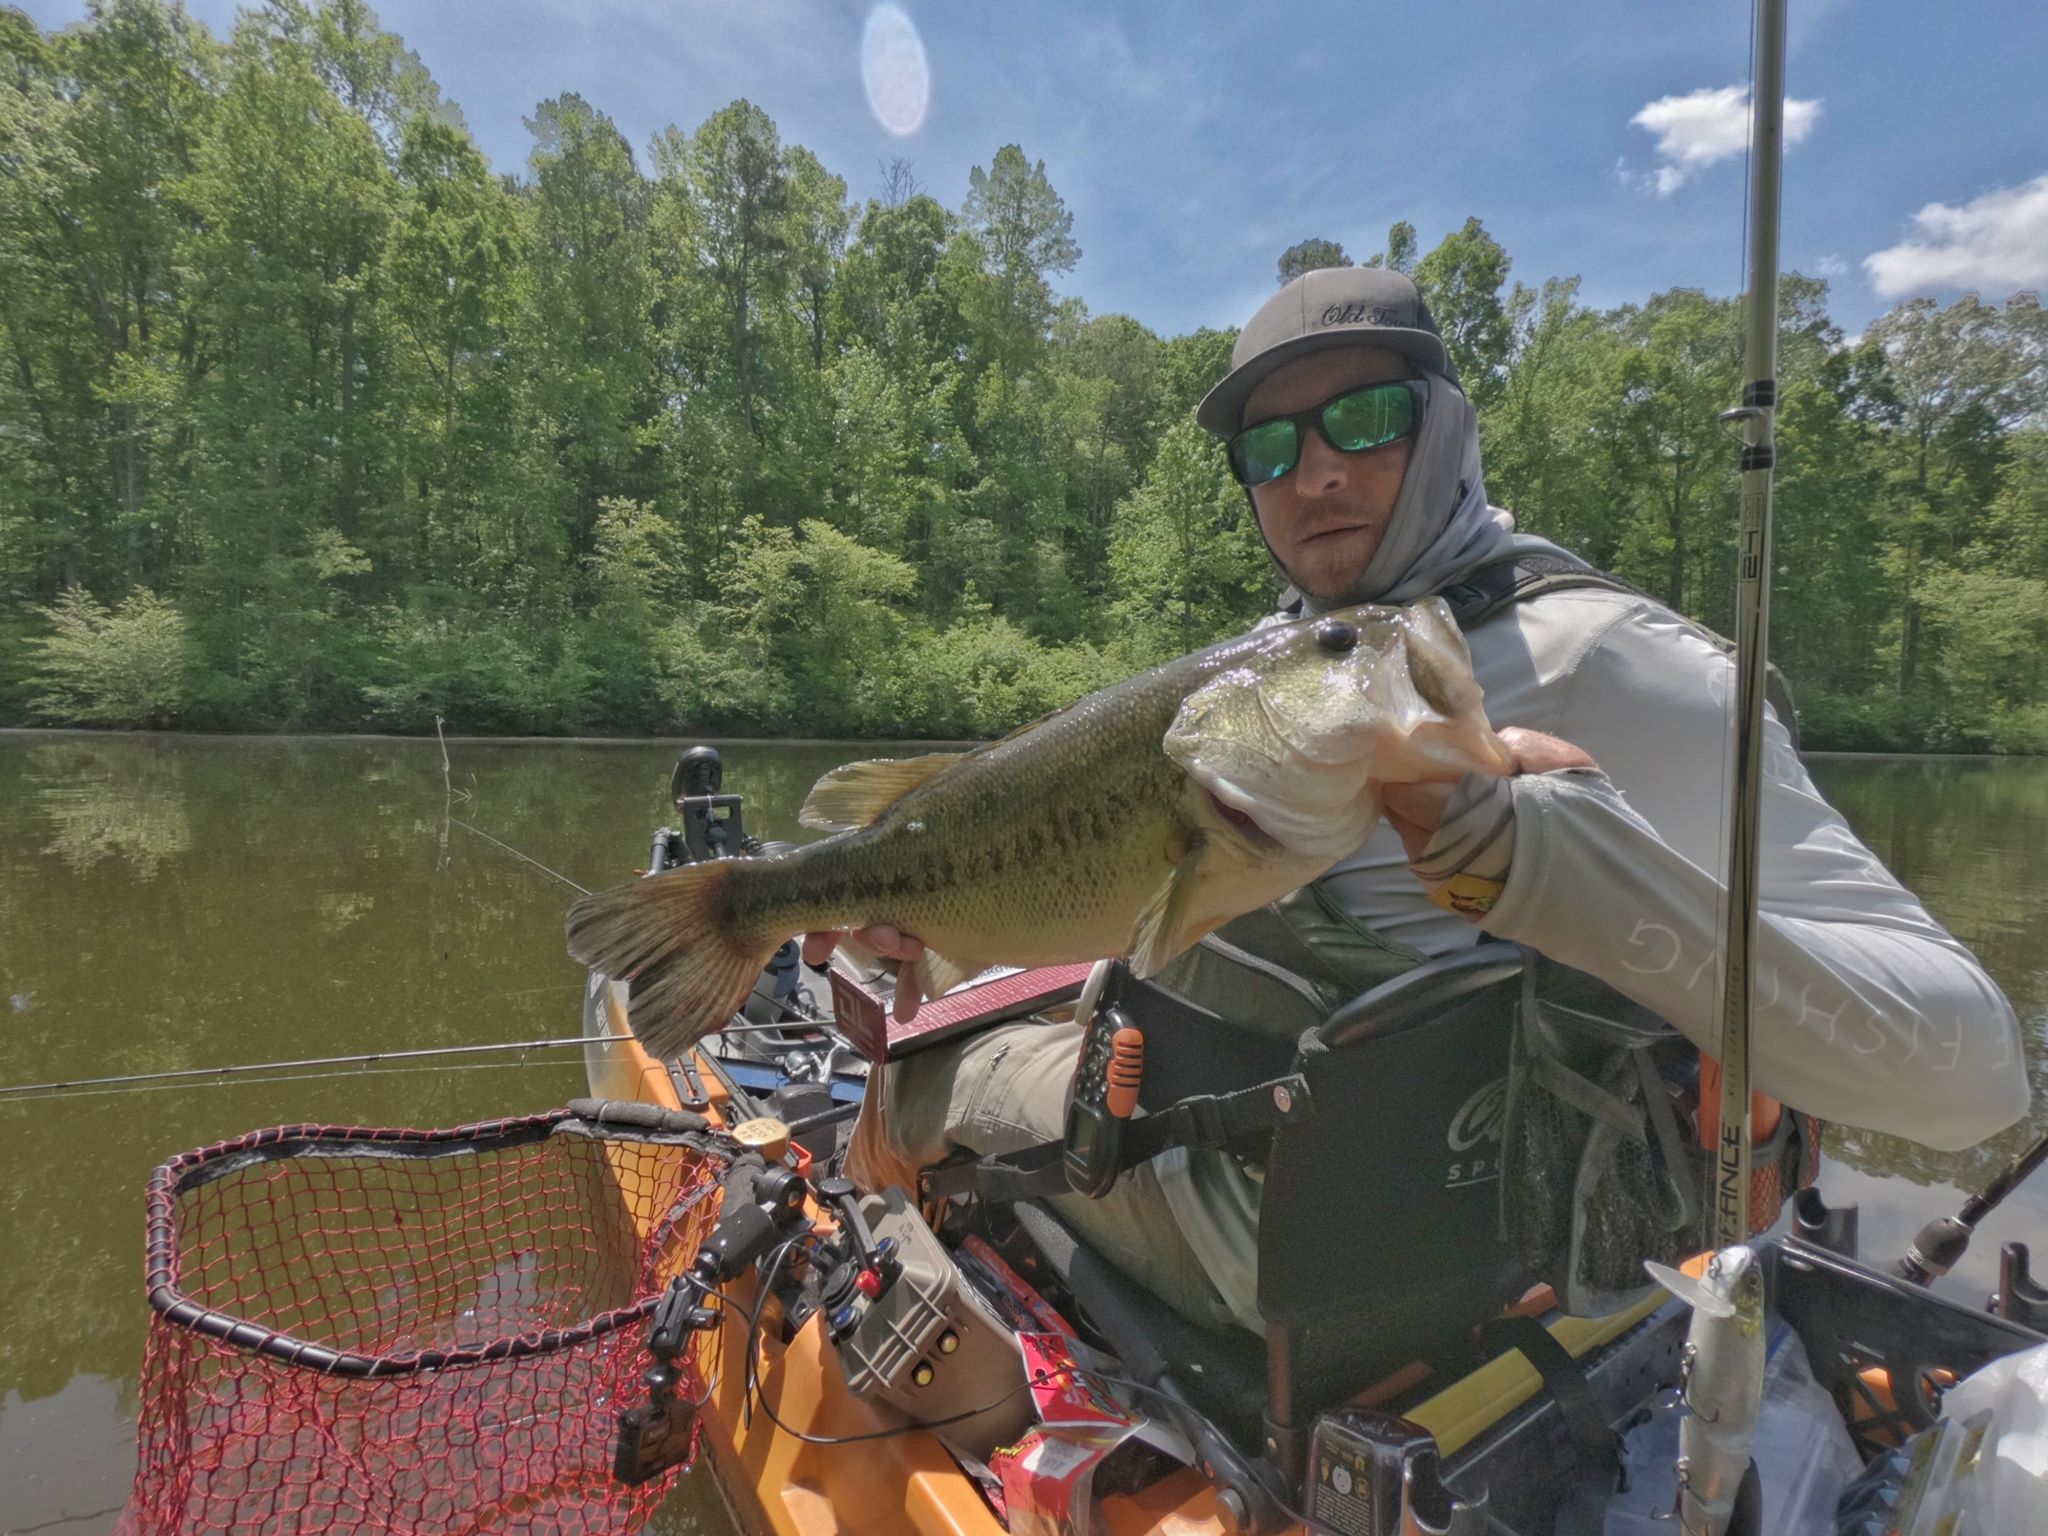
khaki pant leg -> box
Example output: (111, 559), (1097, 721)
(886, 1019), (1241, 1336)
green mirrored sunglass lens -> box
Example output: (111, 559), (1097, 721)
(1323, 386), (1414, 451)
(1236, 420), (1298, 483)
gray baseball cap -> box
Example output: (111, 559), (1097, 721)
(1196, 266), (1457, 435)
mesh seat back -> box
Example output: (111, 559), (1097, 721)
(1259, 946), (1529, 1422)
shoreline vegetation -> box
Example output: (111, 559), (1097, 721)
(2, 724), (2040, 766)
(3, 3), (2044, 755)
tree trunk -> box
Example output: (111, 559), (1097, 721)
(338, 290), (359, 528)
(1899, 433), (1931, 694)
(1898, 529), (1921, 694)
(1668, 436), (1687, 615)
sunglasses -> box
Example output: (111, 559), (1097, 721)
(1226, 378), (1429, 488)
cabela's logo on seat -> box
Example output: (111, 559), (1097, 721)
(1444, 1075), (1506, 1189)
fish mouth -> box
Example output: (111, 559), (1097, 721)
(1206, 789), (1284, 854)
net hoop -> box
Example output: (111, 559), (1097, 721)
(121, 1106), (730, 1536)
(140, 1112), (714, 1378)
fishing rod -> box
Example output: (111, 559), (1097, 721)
(1709, 0), (1788, 1251)
(1898, 1125), (2048, 1284)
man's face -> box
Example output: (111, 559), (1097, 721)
(1244, 347), (1414, 603)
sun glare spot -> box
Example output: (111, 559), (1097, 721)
(861, 5), (929, 138)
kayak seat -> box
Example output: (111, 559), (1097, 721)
(1004, 1199), (1273, 1451)
(1259, 941), (1532, 1434)
(1005, 944), (1532, 1453)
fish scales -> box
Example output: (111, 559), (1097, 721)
(566, 598), (1515, 1059)
(740, 670), (1195, 954)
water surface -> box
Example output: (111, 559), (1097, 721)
(1, 735), (2042, 1531)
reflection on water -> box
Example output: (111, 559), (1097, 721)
(0, 734), (2041, 1532)
(0, 732), (932, 1535)
(1808, 756), (2048, 1197)
(31, 741), (191, 877)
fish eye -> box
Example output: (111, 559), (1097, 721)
(1314, 619), (1357, 654)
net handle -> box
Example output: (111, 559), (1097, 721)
(142, 1110), (723, 1378)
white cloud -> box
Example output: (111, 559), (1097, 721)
(1814, 254), (1847, 278)
(1628, 85), (1821, 195)
(1864, 175), (2048, 297)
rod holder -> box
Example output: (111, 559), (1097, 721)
(1791, 1187), (1859, 1259)
(1993, 1242), (2048, 1331)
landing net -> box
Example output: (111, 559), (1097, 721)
(120, 1109), (726, 1536)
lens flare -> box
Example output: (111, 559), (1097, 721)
(861, 5), (929, 138)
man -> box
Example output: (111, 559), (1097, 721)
(808, 267), (2029, 1335)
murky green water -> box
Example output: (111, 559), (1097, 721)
(1, 734), (2042, 1532)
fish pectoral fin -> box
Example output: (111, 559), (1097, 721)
(798, 752), (965, 831)
(1643, 1260), (1737, 1320)
(915, 948), (986, 1000)
(1125, 842), (1206, 979)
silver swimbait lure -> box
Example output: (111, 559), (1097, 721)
(1645, 1245), (1766, 1536)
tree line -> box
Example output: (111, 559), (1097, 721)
(3, 0), (2044, 750)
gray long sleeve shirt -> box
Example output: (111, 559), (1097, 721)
(1161, 580), (2029, 1329)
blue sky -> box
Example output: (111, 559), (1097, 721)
(27, 0), (2048, 341)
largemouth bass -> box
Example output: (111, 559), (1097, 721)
(1645, 1246), (1766, 1536)
(566, 598), (1514, 1060)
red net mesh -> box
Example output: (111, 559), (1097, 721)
(120, 1111), (725, 1536)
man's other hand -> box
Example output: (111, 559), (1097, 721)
(1372, 726), (1597, 864)
(801, 925), (928, 1023)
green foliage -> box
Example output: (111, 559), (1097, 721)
(1276, 238), (1351, 286)
(961, 144), (1078, 370)
(656, 603), (791, 732)
(1364, 221), (1418, 276)
(28, 586), (187, 727)
(894, 611), (1123, 736)
(1414, 218), (1512, 408)
(0, 2), (2044, 752)
(1108, 421), (1270, 666)
(364, 604), (592, 734)
(1916, 566), (2048, 722)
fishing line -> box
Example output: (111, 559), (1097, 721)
(449, 817), (590, 896)
(0, 1057), (605, 1109)
(8, 1505), (127, 1535)
(446, 801), (835, 1027)
(0, 1034), (636, 1103)
(0, 976), (841, 1106)
(432, 734), (844, 1034)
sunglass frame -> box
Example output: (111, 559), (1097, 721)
(1226, 377), (1431, 487)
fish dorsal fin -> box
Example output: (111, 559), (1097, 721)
(990, 704), (1064, 746)
(798, 752), (965, 831)
(1643, 1260), (1735, 1320)
(1125, 834), (1205, 979)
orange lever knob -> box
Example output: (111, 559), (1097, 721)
(1105, 1026), (1145, 1119)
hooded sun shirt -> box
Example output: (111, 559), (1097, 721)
(1150, 367), (2031, 1332)
(1273, 368), (1565, 614)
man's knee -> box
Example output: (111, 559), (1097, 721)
(883, 1020), (1245, 1336)
(885, 1019), (1081, 1166)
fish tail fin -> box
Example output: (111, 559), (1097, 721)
(565, 863), (777, 1061)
